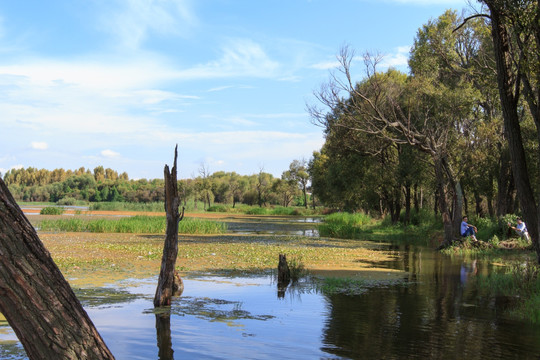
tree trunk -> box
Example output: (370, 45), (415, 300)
(434, 158), (454, 247)
(496, 147), (512, 216)
(154, 146), (182, 307)
(0, 179), (114, 360)
(404, 183), (411, 224)
(486, 2), (540, 262)
(413, 183), (419, 213)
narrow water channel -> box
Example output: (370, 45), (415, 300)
(1, 217), (540, 359)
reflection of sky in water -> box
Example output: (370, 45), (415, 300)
(85, 276), (329, 360)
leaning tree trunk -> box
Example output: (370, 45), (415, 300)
(0, 178), (114, 360)
(154, 146), (182, 307)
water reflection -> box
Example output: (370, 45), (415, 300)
(321, 247), (540, 359)
(155, 313), (174, 360)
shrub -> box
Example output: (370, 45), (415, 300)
(40, 206), (64, 215)
(207, 205), (229, 212)
(56, 197), (87, 206)
(319, 212), (373, 239)
(246, 207), (269, 215)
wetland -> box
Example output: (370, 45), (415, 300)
(1, 212), (540, 359)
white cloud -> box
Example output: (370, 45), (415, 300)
(101, 0), (197, 49)
(31, 141), (48, 150)
(101, 149), (120, 158)
(175, 39), (280, 79)
(380, 46), (411, 70)
(310, 60), (340, 70)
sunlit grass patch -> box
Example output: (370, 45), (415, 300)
(38, 216), (227, 234)
(318, 212), (374, 238)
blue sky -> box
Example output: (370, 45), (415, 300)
(0, 0), (470, 180)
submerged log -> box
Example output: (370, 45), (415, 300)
(154, 145), (183, 307)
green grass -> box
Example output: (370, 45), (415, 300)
(38, 216), (227, 234)
(89, 202), (165, 212)
(318, 212), (374, 238)
(316, 277), (368, 295)
(40, 206), (65, 215)
(476, 261), (540, 323)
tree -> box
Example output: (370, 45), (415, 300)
(309, 46), (473, 245)
(0, 178), (115, 359)
(479, 0), (540, 262)
(288, 159), (310, 208)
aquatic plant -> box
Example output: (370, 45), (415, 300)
(477, 261), (540, 323)
(38, 216), (227, 234)
(318, 212), (373, 239)
(316, 277), (367, 295)
(40, 206), (65, 215)
(287, 256), (307, 282)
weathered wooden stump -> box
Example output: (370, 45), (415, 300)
(277, 254), (291, 298)
(278, 254), (291, 284)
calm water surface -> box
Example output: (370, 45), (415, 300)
(1, 217), (540, 359)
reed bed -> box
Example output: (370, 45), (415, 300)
(39, 216), (227, 234)
(318, 212), (373, 238)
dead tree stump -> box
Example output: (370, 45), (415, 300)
(278, 254), (291, 284)
(154, 145), (184, 307)
(277, 254), (291, 299)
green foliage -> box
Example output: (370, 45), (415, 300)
(287, 256), (307, 282)
(316, 277), (367, 295)
(40, 206), (65, 215)
(38, 216), (227, 234)
(477, 262), (540, 323)
(206, 204), (229, 212)
(89, 202), (165, 212)
(57, 197), (87, 206)
(245, 207), (269, 215)
(319, 212), (373, 238)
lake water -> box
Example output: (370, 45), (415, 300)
(2, 217), (540, 359)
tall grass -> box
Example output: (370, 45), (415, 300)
(318, 212), (373, 238)
(477, 261), (540, 323)
(40, 207), (65, 215)
(89, 202), (165, 212)
(39, 216), (227, 234)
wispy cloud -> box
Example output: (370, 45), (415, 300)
(380, 46), (410, 70)
(101, 149), (120, 158)
(100, 0), (197, 50)
(31, 141), (48, 150)
(175, 39), (280, 79)
(310, 60), (340, 70)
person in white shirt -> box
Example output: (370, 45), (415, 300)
(508, 218), (530, 242)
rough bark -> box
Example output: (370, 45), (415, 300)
(154, 146), (182, 307)
(486, 1), (540, 262)
(0, 178), (114, 360)
(434, 158), (455, 247)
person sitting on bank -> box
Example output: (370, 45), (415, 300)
(461, 216), (478, 241)
(508, 218), (531, 242)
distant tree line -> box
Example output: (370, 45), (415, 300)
(2, 161), (312, 209)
